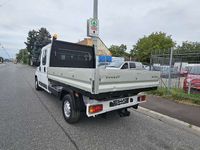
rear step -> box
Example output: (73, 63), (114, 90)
(48, 84), (63, 96)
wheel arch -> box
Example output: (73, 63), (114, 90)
(60, 88), (74, 101)
(60, 88), (85, 112)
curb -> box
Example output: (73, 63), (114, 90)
(134, 106), (200, 136)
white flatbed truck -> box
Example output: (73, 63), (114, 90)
(35, 39), (160, 123)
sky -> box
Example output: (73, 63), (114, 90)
(0, 0), (200, 58)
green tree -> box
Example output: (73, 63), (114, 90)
(24, 30), (38, 65)
(175, 41), (200, 54)
(16, 49), (29, 64)
(131, 32), (175, 63)
(109, 44), (129, 57)
(24, 30), (38, 56)
(0, 57), (3, 63)
(32, 27), (51, 65)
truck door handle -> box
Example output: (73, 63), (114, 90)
(44, 67), (46, 72)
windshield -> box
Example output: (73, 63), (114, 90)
(107, 61), (124, 68)
(189, 66), (200, 75)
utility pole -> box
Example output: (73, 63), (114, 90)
(87, 0), (99, 61)
(87, 0), (99, 94)
(92, 0), (98, 56)
(93, 0), (98, 19)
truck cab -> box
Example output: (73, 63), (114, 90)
(35, 44), (51, 92)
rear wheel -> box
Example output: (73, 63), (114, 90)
(35, 77), (42, 91)
(62, 94), (80, 123)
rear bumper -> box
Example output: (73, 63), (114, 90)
(83, 94), (146, 117)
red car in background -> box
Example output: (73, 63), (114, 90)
(183, 65), (200, 93)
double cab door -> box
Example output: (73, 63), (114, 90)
(38, 47), (50, 90)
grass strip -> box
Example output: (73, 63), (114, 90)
(149, 88), (200, 105)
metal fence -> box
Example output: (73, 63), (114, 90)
(150, 51), (200, 90)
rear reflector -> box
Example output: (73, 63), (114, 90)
(137, 95), (146, 102)
(89, 104), (103, 114)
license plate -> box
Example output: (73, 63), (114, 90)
(109, 98), (129, 107)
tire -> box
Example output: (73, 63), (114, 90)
(62, 94), (80, 123)
(35, 77), (42, 91)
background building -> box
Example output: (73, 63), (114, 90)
(78, 38), (111, 56)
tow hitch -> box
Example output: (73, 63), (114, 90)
(118, 108), (130, 117)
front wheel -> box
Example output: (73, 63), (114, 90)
(35, 78), (42, 91)
(62, 94), (80, 123)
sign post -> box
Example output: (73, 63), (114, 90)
(88, 0), (99, 93)
(87, 0), (99, 57)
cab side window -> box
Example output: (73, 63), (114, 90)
(130, 63), (136, 69)
(42, 49), (47, 65)
(121, 63), (128, 69)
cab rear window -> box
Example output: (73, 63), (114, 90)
(50, 40), (95, 68)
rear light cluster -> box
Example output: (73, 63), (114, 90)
(137, 95), (146, 102)
(89, 104), (103, 114)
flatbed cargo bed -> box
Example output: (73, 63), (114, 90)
(48, 67), (159, 99)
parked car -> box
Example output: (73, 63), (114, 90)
(174, 62), (188, 76)
(143, 65), (150, 70)
(160, 66), (179, 78)
(13, 60), (17, 64)
(183, 65), (200, 93)
(181, 64), (200, 78)
(106, 61), (144, 70)
(98, 62), (110, 68)
(151, 64), (161, 71)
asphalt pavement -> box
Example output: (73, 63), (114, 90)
(0, 63), (200, 150)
